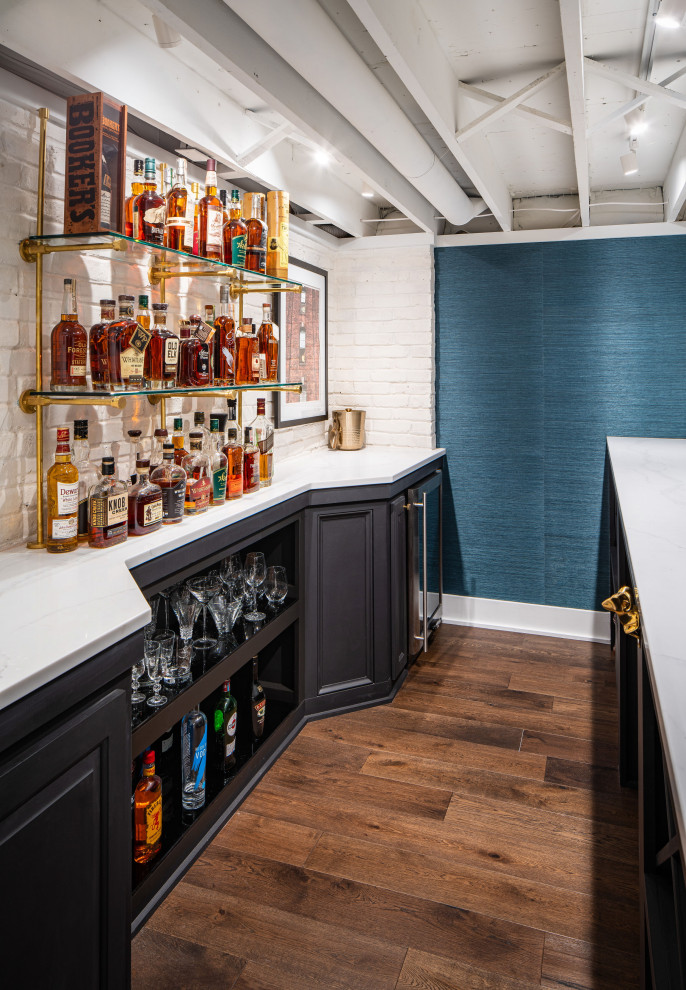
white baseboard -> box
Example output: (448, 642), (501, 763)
(441, 594), (610, 644)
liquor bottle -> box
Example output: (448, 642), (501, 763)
(243, 192), (267, 273)
(213, 284), (236, 386)
(144, 302), (178, 388)
(228, 189), (247, 267)
(250, 656), (266, 741)
(198, 159), (223, 261)
(162, 164), (174, 199)
(72, 419), (99, 542)
(193, 410), (212, 455)
(165, 157), (190, 251)
(127, 429), (144, 487)
(242, 426), (260, 495)
(219, 189), (231, 263)
(133, 749), (162, 864)
(150, 428), (169, 474)
(213, 411), (228, 449)
(89, 298), (115, 392)
(181, 706), (207, 811)
(235, 318), (259, 385)
(89, 455), (128, 548)
(50, 278), (88, 392)
(257, 302), (279, 383)
(136, 157), (165, 244)
(213, 680), (237, 779)
(128, 458), (163, 536)
(125, 159), (144, 238)
(136, 295), (151, 331)
(172, 417), (188, 466)
(108, 295), (152, 391)
(251, 399), (274, 488)
(177, 318), (212, 387)
(182, 431), (212, 515)
(209, 416), (228, 506)
(191, 181), (200, 255)
(151, 443), (186, 525)
(46, 426), (79, 553)
(223, 400), (243, 500)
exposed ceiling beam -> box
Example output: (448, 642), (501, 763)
(237, 122), (291, 168)
(346, 0), (513, 230)
(664, 126), (686, 221)
(587, 64), (686, 135)
(638, 0), (660, 81)
(459, 82), (572, 135)
(455, 63), (566, 143)
(559, 0), (590, 227)
(585, 57), (686, 111)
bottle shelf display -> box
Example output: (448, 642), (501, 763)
(18, 108), (304, 549)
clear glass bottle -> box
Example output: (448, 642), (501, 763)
(47, 426), (79, 553)
(172, 416), (188, 466)
(228, 188), (247, 267)
(89, 298), (115, 392)
(136, 156), (165, 244)
(235, 318), (259, 385)
(213, 284), (236, 386)
(222, 400), (243, 500)
(125, 159), (144, 238)
(193, 410), (212, 455)
(127, 429), (144, 487)
(209, 416), (228, 506)
(242, 426), (260, 494)
(150, 428), (169, 474)
(151, 443), (186, 525)
(250, 656), (266, 741)
(213, 680), (237, 779)
(50, 278), (88, 392)
(250, 398), (274, 488)
(258, 302), (279, 383)
(128, 458), (163, 536)
(88, 455), (128, 549)
(72, 419), (99, 542)
(144, 303), (178, 388)
(181, 706), (207, 811)
(198, 158), (223, 261)
(181, 431), (212, 515)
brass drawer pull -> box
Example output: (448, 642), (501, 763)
(602, 586), (640, 640)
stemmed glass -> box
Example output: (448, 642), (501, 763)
(131, 658), (146, 704)
(171, 585), (201, 680)
(145, 641), (167, 708)
(220, 553), (243, 588)
(156, 631), (177, 689)
(188, 575), (222, 648)
(265, 566), (288, 612)
(244, 551), (266, 622)
(140, 595), (160, 687)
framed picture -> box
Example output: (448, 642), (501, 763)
(274, 258), (328, 428)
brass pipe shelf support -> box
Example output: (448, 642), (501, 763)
(20, 238), (127, 263)
(19, 391), (127, 414)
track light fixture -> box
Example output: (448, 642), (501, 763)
(655, 0), (686, 29)
(621, 139), (639, 176)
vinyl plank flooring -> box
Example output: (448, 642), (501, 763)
(520, 728), (618, 768)
(211, 810), (320, 867)
(396, 947), (543, 990)
(130, 928), (246, 989)
(541, 932), (639, 990)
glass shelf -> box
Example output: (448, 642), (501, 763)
(26, 382), (302, 399)
(20, 230), (303, 293)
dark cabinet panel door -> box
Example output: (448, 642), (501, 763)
(0, 687), (130, 990)
(390, 494), (408, 681)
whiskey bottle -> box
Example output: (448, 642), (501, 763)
(213, 680), (237, 779)
(191, 181), (200, 255)
(243, 192), (267, 273)
(72, 419), (99, 542)
(181, 706), (207, 811)
(222, 400), (243, 500)
(144, 302), (178, 388)
(108, 295), (152, 392)
(89, 298), (115, 392)
(198, 159), (223, 261)
(136, 294), (151, 331)
(209, 416), (228, 506)
(228, 188), (247, 267)
(177, 318), (212, 387)
(150, 443), (186, 525)
(193, 410), (212, 455)
(128, 458), (163, 536)
(181, 431), (212, 515)
(47, 427), (79, 553)
(133, 749), (162, 864)
(257, 302), (279, 383)
(250, 656), (266, 741)
(150, 428), (169, 474)
(251, 398), (274, 488)
(213, 284), (236, 386)
(242, 426), (260, 495)
(125, 159), (144, 238)
(235, 318), (260, 385)
(89, 455), (128, 548)
(165, 157), (190, 251)
(219, 189), (230, 263)
(50, 278), (88, 392)
(172, 417), (188, 466)
(136, 157), (166, 244)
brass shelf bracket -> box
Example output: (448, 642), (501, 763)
(20, 237), (127, 264)
(19, 390), (127, 413)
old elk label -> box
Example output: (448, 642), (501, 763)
(164, 337), (179, 373)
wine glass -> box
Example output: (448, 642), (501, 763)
(220, 553), (243, 588)
(265, 566), (288, 611)
(208, 591), (230, 645)
(244, 551), (266, 622)
(145, 641), (167, 708)
(131, 658), (146, 704)
(188, 575), (222, 648)
(171, 585), (201, 680)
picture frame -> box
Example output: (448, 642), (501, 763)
(273, 258), (328, 428)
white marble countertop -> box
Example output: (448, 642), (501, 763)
(608, 436), (686, 849)
(0, 445), (444, 712)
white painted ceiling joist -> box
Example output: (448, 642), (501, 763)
(455, 63), (566, 143)
(459, 82), (572, 136)
(585, 57), (686, 112)
(587, 65), (686, 135)
(237, 123), (291, 168)
(559, 0), (590, 227)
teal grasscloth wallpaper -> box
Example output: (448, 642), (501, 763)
(435, 237), (686, 611)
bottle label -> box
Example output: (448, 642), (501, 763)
(161, 479), (185, 520)
(56, 480), (79, 515)
(164, 337), (179, 371)
(258, 431), (274, 454)
(91, 491), (128, 528)
(184, 196), (195, 243)
(196, 346), (210, 379)
(255, 698), (266, 725)
(101, 188), (111, 227)
(69, 362), (87, 377)
(132, 206), (139, 238)
(129, 325), (153, 354)
(120, 347), (145, 379)
(145, 794), (162, 845)
(51, 516), (77, 540)
(228, 468), (243, 498)
(193, 319), (216, 344)
(251, 353), (261, 376)
(206, 206), (223, 250)
(247, 455), (260, 490)
(185, 476), (211, 513)
(212, 466), (227, 503)
(144, 205), (166, 226)
(231, 233), (246, 266)
(191, 729), (207, 789)
(143, 496), (164, 527)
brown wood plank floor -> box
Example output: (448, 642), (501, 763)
(132, 625), (639, 990)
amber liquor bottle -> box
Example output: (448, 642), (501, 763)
(134, 749), (162, 864)
(89, 455), (128, 548)
(172, 417), (189, 467)
(243, 193), (267, 273)
(242, 426), (260, 494)
(50, 278), (88, 392)
(181, 432), (212, 515)
(136, 295), (151, 331)
(165, 157), (191, 251)
(198, 159), (223, 261)
(223, 414), (243, 500)
(128, 459), (163, 536)
(213, 284), (236, 386)
(89, 298), (115, 392)
(136, 157), (166, 244)
(235, 318), (260, 385)
(108, 295), (152, 391)
(257, 302), (279, 383)
(125, 159), (144, 238)
(219, 189), (231, 263)
(178, 319), (213, 387)
(47, 427), (79, 553)
(144, 303), (178, 388)
(228, 189), (247, 267)
(151, 443), (186, 525)
(251, 398), (274, 488)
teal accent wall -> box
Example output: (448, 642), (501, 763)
(435, 237), (686, 612)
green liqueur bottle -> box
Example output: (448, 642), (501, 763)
(214, 680), (238, 779)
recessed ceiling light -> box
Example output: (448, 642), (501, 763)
(655, 0), (686, 28)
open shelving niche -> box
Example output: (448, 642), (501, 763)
(18, 107), (304, 550)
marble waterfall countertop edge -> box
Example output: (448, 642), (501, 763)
(0, 446), (444, 712)
(607, 436), (686, 853)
